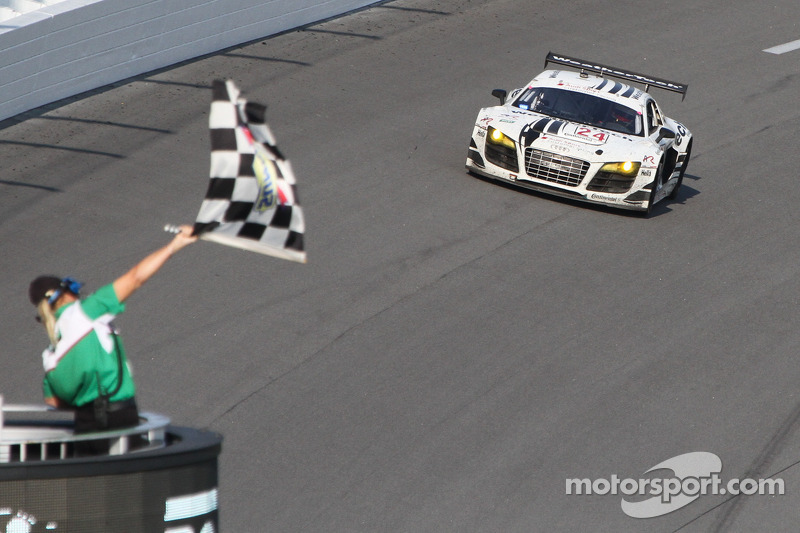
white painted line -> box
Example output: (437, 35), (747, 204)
(764, 39), (800, 54)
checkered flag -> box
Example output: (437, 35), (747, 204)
(192, 79), (306, 263)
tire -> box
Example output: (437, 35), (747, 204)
(668, 138), (692, 200)
(645, 157), (664, 216)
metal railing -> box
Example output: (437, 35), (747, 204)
(0, 395), (170, 462)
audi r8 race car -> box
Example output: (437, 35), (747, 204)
(466, 52), (692, 214)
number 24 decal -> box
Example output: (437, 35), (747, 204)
(576, 127), (607, 142)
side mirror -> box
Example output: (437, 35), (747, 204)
(656, 127), (676, 143)
(491, 89), (507, 105)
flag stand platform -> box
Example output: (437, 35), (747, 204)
(0, 395), (222, 532)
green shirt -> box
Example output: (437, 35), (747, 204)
(42, 284), (136, 407)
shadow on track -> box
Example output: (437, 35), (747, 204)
(466, 170), (702, 219)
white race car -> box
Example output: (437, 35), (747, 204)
(466, 52), (692, 214)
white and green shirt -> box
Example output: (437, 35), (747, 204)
(42, 284), (136, 407)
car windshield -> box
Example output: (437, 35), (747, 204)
(512, 87), (643, 136)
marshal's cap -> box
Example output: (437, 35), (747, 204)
(29, 275), (66, 306)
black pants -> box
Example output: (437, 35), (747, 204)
(74, 398), (140, 455)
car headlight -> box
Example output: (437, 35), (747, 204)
(487, 126), (516, 150)
(599, 161), (641, 176)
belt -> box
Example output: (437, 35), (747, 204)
(75, 397), (137, 413)
(106, 398), (137, 412)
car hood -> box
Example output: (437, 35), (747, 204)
(481, 106), (646, 161)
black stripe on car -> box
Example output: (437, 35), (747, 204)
(546, 120), (564, 134)
(608, 82), (624, 94)
(531, 118), (551, 132)
(520, 124), (541, 146)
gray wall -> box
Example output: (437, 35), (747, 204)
(0, 0), (379, 122)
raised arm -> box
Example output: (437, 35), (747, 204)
(112, 225), (197, 303)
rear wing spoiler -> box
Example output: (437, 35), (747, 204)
(544, 52), (688, 100)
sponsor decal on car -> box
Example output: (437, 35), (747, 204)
(589, 193), (627, 203)
(562, 124), (609, 145)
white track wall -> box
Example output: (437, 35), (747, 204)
(0, 0), (379, 122)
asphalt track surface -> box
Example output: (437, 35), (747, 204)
(2, 0), (800, 531)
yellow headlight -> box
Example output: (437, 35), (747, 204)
(600, 161), (641, 176)
(487, 126), (516, 150)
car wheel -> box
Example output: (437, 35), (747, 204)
(645, 157), (664, 216)
(668, 139), (692, 200)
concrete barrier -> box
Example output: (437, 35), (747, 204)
(0, 0), (380, 122)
